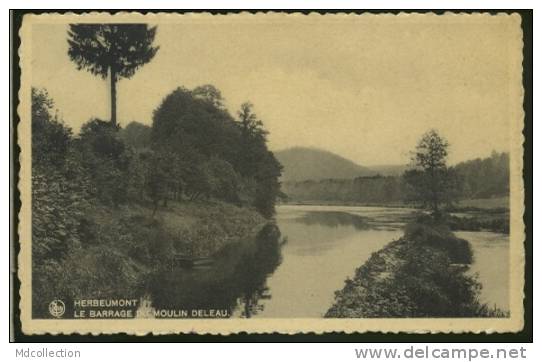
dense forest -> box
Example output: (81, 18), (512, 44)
(281, 152), (509, 205)
(32, 85), (282, 217)
(31, 85), (282, 316)
(453, 151), (510, 199)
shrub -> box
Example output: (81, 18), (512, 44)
(76, 119), (132, 205)
(405, 217), (473, 264)
(31, 88), (72, 167)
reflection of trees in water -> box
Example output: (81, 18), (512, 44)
(145, 223), (283, 318)
(234, 223), (283, 317)
(239, 285), (271, 318)
(296, 211), (369, 230)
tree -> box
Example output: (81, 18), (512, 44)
(202, 157), (241, 203)
(192, 84), (225, 109)
(67, 24), (159, 125)
(403, 130), (459, 216)
(152, 87), (239, 160)
(32, 88), (72, 167)
(120, 121), (152, 149)
(77, 118), (130, 205)
(151, 87), (282, 217)
(144, 151), (173, 215)
(236, 102), (269, 176)
(236, 102), (282, 216)
(238, 102), (268, 143)
(452, 151), (509, 198)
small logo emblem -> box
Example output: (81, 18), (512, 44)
(48, 300), (65, 318)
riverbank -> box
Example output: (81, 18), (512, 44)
(325, 216), (509, 318)
(150, 200), (267, 258)
(446, 197), (509, 234)
(32, 200), (266, 317)
(282, 200), (509, 234)
(446, 213), (509, 234)
(279, 200), (412, 208)
(280, 196), (508, 211)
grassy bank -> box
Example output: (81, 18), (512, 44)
(32, 200), (266, 317)
(325, 216), (508, 318)
(446, 213), (509, 234)
(456, 196), (509, 210)
(444, 196), (509, 234)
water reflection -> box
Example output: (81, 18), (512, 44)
(295, 211), (369, 230)
(455, 231), (509, 311)
(145, 223), (283, 318)
(256, 206), (404, 317)
(140, 205), (509, 318)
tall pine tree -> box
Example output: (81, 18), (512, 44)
(67, 24), (159, 125)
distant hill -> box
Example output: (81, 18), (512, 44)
(274, 147), (375, 182)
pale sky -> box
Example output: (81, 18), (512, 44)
(30, 14), (522, 165)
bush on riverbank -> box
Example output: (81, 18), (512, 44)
(32, 199), (265, 317)
(325, 219), (508, 318)
(404, 215), (473, 264)
(158, 201), (266, 258)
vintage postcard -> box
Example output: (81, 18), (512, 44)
(16, 11), (526, 335)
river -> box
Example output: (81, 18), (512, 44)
(455, 231), (510, 311)
(141, 204), (509, 318)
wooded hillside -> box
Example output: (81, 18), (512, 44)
(282, 152), (509, 205)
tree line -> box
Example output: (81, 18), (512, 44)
(32, 83), (282, 247)
(283, 145), (509, 208)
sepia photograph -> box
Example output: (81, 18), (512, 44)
(15, 11), (527, 335)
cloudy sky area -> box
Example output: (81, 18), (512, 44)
(31, 14), (521, 165)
